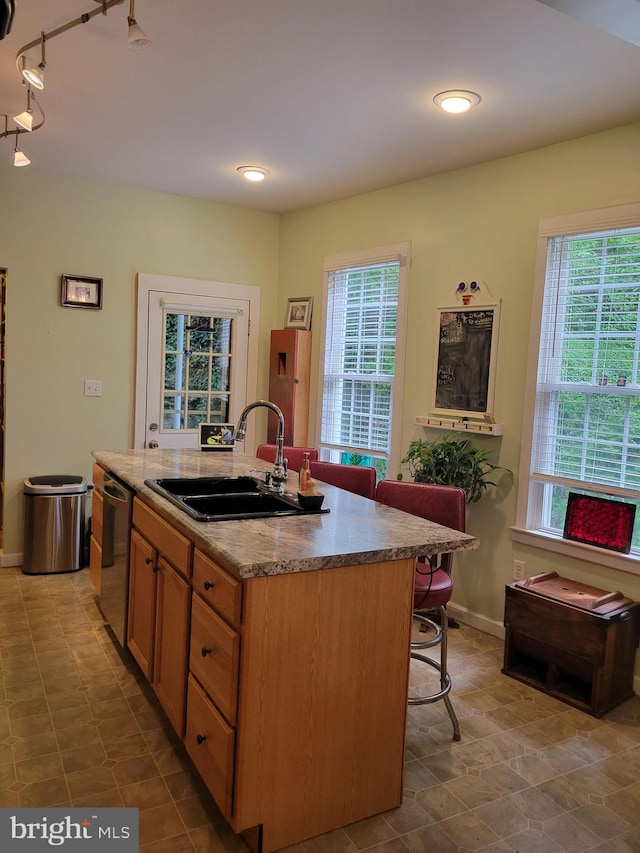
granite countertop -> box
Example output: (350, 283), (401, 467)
(92, 448), (478, 579)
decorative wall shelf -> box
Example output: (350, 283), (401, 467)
(414, 415), (504, 436)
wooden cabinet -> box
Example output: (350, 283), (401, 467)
(267, 328), (311, 446)
(127, 498), (193, 736)
(185, 549), (242, 822)
(127, 528), (157, 679)
(184, 548), (413, 853)
(503, 573), (640, 717)
(89, 463), (107, 595)
(123, 498), (414, 853)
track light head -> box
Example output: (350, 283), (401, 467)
(13, 110), (33, 131)
(127, 18), (151, 50)
(13, 145), (30, 167)
(21, 62), (45, 90)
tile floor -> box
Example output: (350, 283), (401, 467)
(1, 567), (640, 852)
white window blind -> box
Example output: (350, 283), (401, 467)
(529, 225), (640, 546)
(320, 259), (400, 473)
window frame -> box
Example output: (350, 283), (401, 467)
(513, 201), (640, 574)
(317, 242), (410, 479)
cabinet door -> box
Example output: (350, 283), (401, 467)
(153, 557), (191, 737)
(127, 529), (157, 679)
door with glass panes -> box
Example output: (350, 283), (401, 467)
(144, 291), (250, 449)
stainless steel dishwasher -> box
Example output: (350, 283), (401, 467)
(99, 472), (133, 647)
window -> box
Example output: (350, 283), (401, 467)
(318, 243), (410, 480)
(515, 203), (640, 568)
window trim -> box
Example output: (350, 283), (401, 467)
(514, 201), (640, 573)
(317, 242), (410, 477)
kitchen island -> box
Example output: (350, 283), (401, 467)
(92, 448), (477, 852)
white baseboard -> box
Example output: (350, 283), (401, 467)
(1, 552), (22, 567)
(448, 602), (505, 640)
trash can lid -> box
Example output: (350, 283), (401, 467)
(24, 475), (87, 495)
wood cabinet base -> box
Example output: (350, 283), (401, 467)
(230, 558), (414, 852)
(503, 577), (640, 717)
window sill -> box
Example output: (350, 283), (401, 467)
(510, 527), (639, 576)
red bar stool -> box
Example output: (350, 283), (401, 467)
(309, 461), (376, 499)
(255, 444), (318, 471)
(375, 480), (466, 741)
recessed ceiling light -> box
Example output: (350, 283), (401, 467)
(433, 90), (481, 114)
(237, 166), (270, 182)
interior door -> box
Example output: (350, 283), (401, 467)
(144, 291), (250, 450)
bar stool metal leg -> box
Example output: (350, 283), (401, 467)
(409, 605), (460, 741)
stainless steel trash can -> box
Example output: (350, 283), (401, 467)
(23, 475), (88, 574)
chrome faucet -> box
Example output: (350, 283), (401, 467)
(234, 400), (287, 489)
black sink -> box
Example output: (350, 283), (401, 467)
(148, 476), (261, 498)
(144, 476), (329, 522)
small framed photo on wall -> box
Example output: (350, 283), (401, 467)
(60, 274), (103, 309)
(285, 296), (313, 330)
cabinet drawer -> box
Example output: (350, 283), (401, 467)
(185, 674), (234, 820)
(133, 499), (192, 578)
(92, 489), (103, 545)
(193, 549), (242, 627)
(190, 593), (240, 725)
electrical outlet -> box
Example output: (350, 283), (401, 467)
(513, 559), (525, 581)
(84, 379), (102, 397)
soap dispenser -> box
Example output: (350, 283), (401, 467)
(299, 452), (311, 491)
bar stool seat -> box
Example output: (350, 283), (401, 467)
(375, 480), (465, 741)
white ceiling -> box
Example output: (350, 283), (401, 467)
(1, 0), (639, 213)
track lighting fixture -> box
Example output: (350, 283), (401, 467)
(21, 32), (46, 90)
(13, 143), (30, 167)
(1, 0), (151, 166)
(127, 0), (151, 50)
(13, 87), (35, 132)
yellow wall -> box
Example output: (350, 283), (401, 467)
(278, 121), (640, 626)
(0, 166), (280, 554)
(2, 122), (640, 630)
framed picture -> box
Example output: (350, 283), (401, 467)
(60, 274), (103, 309)
(432, 300), (501, 418)
(563, 492), (636, 554)
(199, 423), (235, 451)
(285, 296), (313, 330)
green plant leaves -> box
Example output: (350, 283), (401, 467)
(398, 435), (506, 503)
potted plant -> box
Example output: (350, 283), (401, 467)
(397, 434), (506, 503)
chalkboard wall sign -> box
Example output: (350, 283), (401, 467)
(432, 301), (501, 418)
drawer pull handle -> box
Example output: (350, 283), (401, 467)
(201, 647), (212, 657)
(203, 580), (215, 591)
(152, 564), (159, 573)
(145, 557), (153, 565)
(196, 734), (207, 745)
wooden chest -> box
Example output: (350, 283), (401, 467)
(503, 572), (640, 717)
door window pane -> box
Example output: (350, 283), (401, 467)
(161, 312), (234, 433)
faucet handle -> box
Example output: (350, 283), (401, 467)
(282, 457), (288, 474)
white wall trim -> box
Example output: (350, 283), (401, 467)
(1, 552), (22, 567)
